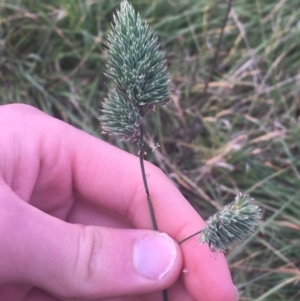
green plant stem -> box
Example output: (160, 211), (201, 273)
(179, 229), (203, 245)
(197, 0), (233, 109)
(138, 121), (158, 230)
(139, 121), (168, 301)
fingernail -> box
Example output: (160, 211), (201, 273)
(234, 285), (239, 301)
(133, 233), (177, 280)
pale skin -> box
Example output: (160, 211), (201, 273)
(0, 104), (237, 301)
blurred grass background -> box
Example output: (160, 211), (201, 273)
(1, 0), (300, 300)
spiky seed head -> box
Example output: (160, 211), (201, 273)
(199, 193), (261, 252)
(105, 0), (171, 111)
(99, 88), (142, 141)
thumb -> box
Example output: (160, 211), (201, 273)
(0, 186), (182, 299)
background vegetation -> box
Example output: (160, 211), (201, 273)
(1, 0), (300, 300)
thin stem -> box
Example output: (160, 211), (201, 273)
(138, 121), (168, 301)
(163, 289), (168, 301)
(197, 0), (233, 109)
(138, 121), (158, 230)
(179, 229), (203, 245)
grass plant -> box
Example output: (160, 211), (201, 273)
(1, 0), (300, 300)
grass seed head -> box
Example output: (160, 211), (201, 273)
(104, 0), (171, 112)
(199, 193), (261, 252)
(99, 88), (142, 141)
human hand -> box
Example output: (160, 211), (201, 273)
(0, 104), (238, 301)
